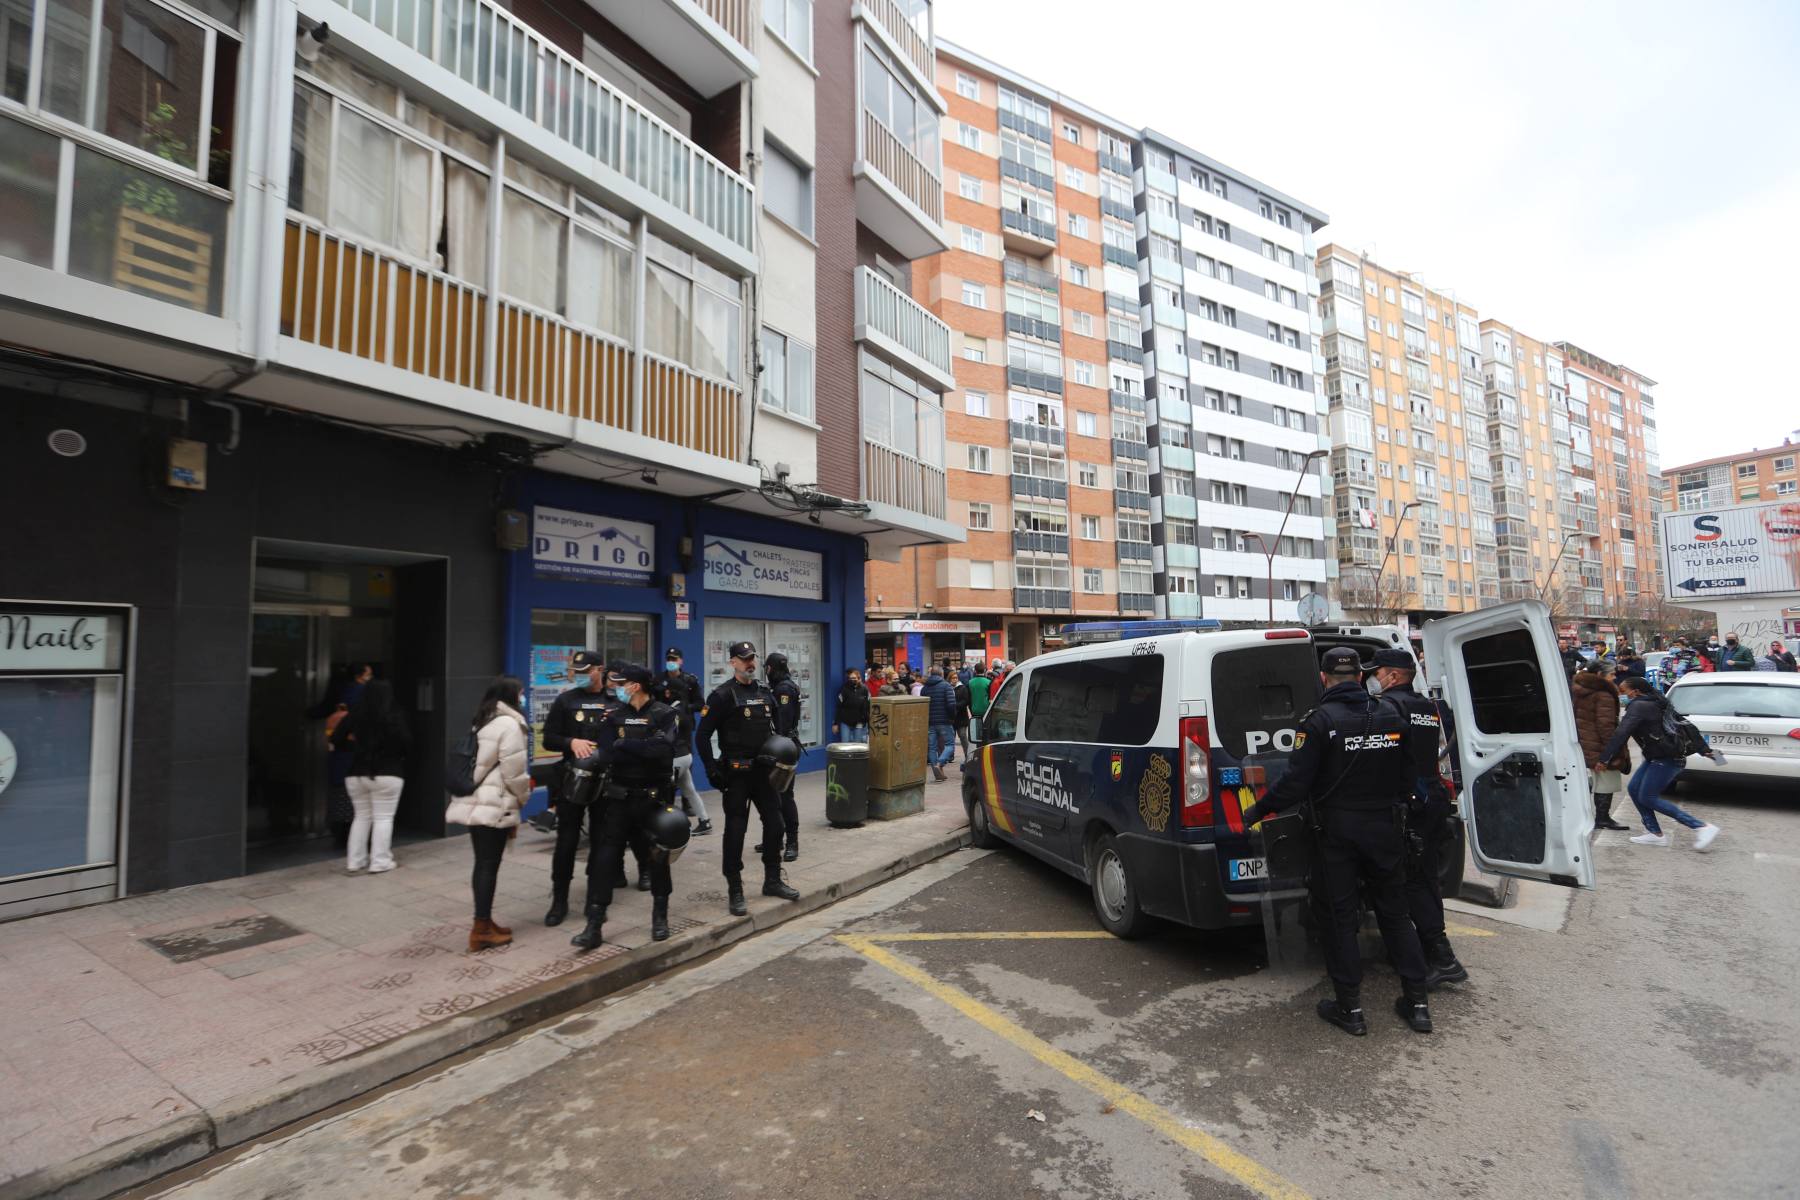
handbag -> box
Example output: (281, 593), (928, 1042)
(1591, 768), (1624, 792)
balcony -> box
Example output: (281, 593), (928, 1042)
(322, 0), (756, 269)
(863, 440), (948, 522)
(1010, 421), (1066, 449)
(1001, 209), (1058, 251)
(1120, 592), (1155, 612)
(1417, 519), (1442, 539)
(998, 108), (1054, 146)
(1110, 390), (1147, 414)
(1500, 580), (1538, 601)
(1421, 555), (1445, 575)
(1012, 475), (1069, 502)
(857, 109), (947, 259)
(854, 267), (955, 391)
(1013, 531), (1071, 556)
(583, 0), (759, 97)
(857, 0), (936, 93)
(1102, 244), (1138, 270)
(1117, 489), (1152, 511)
(1005, 312), (1062, 345)
(1003, 257), (1059, 290)
(1008, 366), (1064, 395)
(1112, 438), (1148, 462)
(1118, 540), (1153, 562)
(1016, 588), (1073, 612)
(1098, 150), (1132, 176)
(1108, 339), (1146, 365)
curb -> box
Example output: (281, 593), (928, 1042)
(2, 827), (972, 1200)
(1457, 873), (1516, 908)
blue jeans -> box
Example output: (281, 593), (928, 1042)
(840, 724), (869, 744)
(1627, 758), (1703, 835)
(928, 723), (956, 767)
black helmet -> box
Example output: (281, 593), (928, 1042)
(760, 734), (801, 766)
(645, 805), (691, 852)
(764, 651), (790, 680)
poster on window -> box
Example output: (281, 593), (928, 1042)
(703, 619), (823, 749)
(532, 506), (655, 584)
(701, 536), (823, 600)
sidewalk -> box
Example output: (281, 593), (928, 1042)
(0, 773), (970, 1199)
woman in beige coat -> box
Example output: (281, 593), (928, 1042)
(446, 676), (531, 950)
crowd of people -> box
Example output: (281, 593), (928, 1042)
(838, 658), (1014, 781)
(1559, 631), (1797, 693)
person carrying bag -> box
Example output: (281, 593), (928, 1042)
(446, 676), (532, 950)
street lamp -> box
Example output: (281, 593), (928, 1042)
(1247, 448), (1329, 622)
(1538, 531), (1585, 600)
(1374, 499), (1421, 615)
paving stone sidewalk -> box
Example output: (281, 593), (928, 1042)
(0, 773), (969, 1198)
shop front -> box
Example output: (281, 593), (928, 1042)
(862, 619), (992, 675)
(506, 475), (866, 788)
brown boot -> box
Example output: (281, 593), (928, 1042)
(487, 917), (512, 936)
(468, 918), (513, 951)
(932, 763), (946, 782)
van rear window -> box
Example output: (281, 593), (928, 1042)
(1210, 644), (1319, 757)
(1024, 656), (1164, 745)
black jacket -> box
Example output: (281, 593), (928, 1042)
(655, 669), (704, 742)
(835, 681), (871, 727)
(1601, 693), (1680, 763)
(540, 684), (618, 762)
(697, 676), (779, 774)
(589, 699), (680, 790)
(1253, 680), (1422, 818)
(1383, 687), (1451, 808)
(770, 674), (802, 739)
(330, 709), (411, 778)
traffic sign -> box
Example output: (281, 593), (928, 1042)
(1660, 501), (1800, 602)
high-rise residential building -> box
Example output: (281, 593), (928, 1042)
(1663, 438), (1800, 510)
(1137, 134), (1330, 623)
(866, 43), (1151, 668)
(1554, 343), (1663, 615)
(0, 0), (953, 912)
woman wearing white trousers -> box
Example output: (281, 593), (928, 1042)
(330, 678), (411, 872)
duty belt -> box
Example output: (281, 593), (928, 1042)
(602, 784), (663, 801)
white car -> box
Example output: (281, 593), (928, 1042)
(1666, 673), (1800, 786)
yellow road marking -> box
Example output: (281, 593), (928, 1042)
(836, 933), (1313, 1200)
(1444, 922), (1497, 938)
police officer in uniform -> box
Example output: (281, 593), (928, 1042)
(1368, 648), (1467, 989)
(1242, 646), (1435, 1036)
(696, 641), (801, 916)
(657, 647), (711, 835)
(763, 651), (802, 862)
(570, 665), (681, 950)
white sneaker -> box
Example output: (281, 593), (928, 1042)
(1692, 824), (1721, 852)
(1629, 832), (1670, 847)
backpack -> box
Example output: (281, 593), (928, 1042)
(1656, 703), (1710, 760)
(445, 727), (484, 798)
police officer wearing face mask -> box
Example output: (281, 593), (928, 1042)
(538, 650), (615, 927)
(657, 647), (711, 836)
(1368, 648), (1467, 991)
(570, 665), (681, 950)
(1242, 646), (1435, 1037)
(760, 651), (803, 862)
(696, 642), (801, 916)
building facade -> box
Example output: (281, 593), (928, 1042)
(0, 0), (953, 916)
(1664, 438), (1800, 511)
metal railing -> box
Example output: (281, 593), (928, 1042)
(1009, 420), (1065, 448)
(1001, 208), (1057, 244)
(1016, 588), (1072, 611)
(1003, 257), (1059, 290)
(863, 109), (942, 225)
(697, 0), (757, 54)
(331, 0), (754, 254)
(863, 440), (947, 520)
(857, 266), (952, 378)
(1013, 531), (1071, 555)
(859, 0), (934, 84)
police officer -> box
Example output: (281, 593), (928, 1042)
(657, 647), (712, 835)
(696, 641), (801, 915)
(539, 655), (650, 927)
(1242, 646), (1435, 1036)
(570, 665), (681, 950)
(763, 651), (802, 862)
(1368, 648), (1468, 990)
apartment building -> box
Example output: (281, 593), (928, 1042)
(1138, 133), (1330, 623)
(865, 43), (1151, 668)
(0, 0), (952, 913)
(1665, 438), (1800, 510)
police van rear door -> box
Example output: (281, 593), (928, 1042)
(1422, 599), (1594, 888)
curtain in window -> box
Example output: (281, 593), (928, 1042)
(861, 368), (887, 445)
(331, 109), (398, 249)
(692, 285), (739, 382)
(644, 262), (689, 364)
(500, 187), (564, 312)
(567, 225), (630, 339)
(917, 399), (943, 468)
(288, 85), (332, 221)
(760, 329), (786, 409)
(440, 159), (484, 284)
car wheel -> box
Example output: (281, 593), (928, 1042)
(965, 786), (999, 849)
(1089, 832), (1146, 939)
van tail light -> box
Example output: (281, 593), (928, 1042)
(1179, 716), (1212, 827)
(1264, 629), (1309, 640)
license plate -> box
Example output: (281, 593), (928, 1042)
(1709, 734), (1771, 748)
(1229, 857), (1268, 882)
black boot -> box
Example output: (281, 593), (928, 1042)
(783, 835), (799, 863)
(1395, 991), (1433, 1034)
(652, 898), (671, 942)
(543, 883), (569, 927)
(727, 876), (748, 917)
(636, 866), (652, 892)
(1423, 936), (1468, 989)
(1317, 989), (1367, 1037)
(570, 907), (605, 950)
(762, 869), (800, 902)
(693, 819), (714, 835)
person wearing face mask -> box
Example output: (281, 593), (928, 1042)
(570, 665), (682, 949)
(1720, 634), (1755, 671)
(696, 642), (801, 916)
(657, 647), (711, 835)
(762, 652), (804, 862)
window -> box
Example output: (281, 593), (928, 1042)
(964, 390), (989, 417)
(761, 138), (813, 236)
(959, 122), (981, 150)
(961, 281), (986, 308)
(1063, 164), (1085, 189)
(1067, 212), (1090, 238)
(968, 502), (993, 530)
(862, 355), (943, 466)
(963, 336), (987, 362)
(644, 235), (742, 382)
(758, 327), (815, 420)
(864, 39), (939, 164)
(1082, 568), (1104, 593)
(1167, 518), (1197, 546)
(1072, 360), (1097, 386)
(1160, 424), (1192, 449)
(1069, 262), (1090, 287)
(1776, 456), (1795, 473)
(958, 175), (983, 201)
(1738, 463), (1759, 479)
(1081, 514), (1102, 539)
(967, 445), (992, 472)
(764, 0), (813, 59)
(1779, 480), (1798, 496)
(1168, 571), (1197, 595)
(961, 225), (986, 253)
(955, 71), (979, 100)
(1165, 469), (1196, 497)
(1258, 200), (1272, 220)
(1025, 656), (1165, 746)
(1205, 433), (1226, 457)
(1063, 121), (1081, 144)
(1276, 209), (1291, 229)
(1071, 311), (1095, 336)
(970, 561), (996, 590)
(1078, 462), (1100, 487)
(1076, 411), (1098, 437)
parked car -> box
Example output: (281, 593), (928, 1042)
(1666, 674), (1800, 787)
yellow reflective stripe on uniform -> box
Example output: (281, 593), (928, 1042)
(981, 745), (1015, 834)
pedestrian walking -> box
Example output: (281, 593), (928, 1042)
(1721, 634), (1755, 671)
(657, 647), (711, 835)
(1242, 647), (1436, 1035)
(695, 641), (801, 916)
(1572, 663), (1632, 832)
(834, 668), (871, 743)
(951, 669), (973, 762)
(1599, 677), (1721, 851)
(446, 676), (531, 951)
(330, 678), (410, 874)
(921, 667), (958, 782)
(879, 670), (907, 697)
(308, 662), (372, 846)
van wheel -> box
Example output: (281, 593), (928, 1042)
(1089, 832), (1146, 939)
(965, 787), (999, 849)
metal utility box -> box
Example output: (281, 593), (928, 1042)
(867, 695), (927, 790)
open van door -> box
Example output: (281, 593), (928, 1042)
(1422, 599), (1594, 888)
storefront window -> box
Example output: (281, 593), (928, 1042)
(526, 609), (651, 755)
(704, 619), (823, 748)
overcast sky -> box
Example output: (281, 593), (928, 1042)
(936, 0), (1800, 469)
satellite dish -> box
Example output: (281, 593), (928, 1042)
(1296, 592), (1330, 625)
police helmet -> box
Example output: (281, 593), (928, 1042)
(760, 735), (801, 766)
(645, 805), (691, 852)
(764, 651), (790, 674)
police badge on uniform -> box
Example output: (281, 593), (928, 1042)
(575, 711), (586, 722)
(743, 707), (751, 717)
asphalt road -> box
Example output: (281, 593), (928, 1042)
(140, 776), (1799, 1200)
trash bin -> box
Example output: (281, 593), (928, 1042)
(825, 742), (870, 827)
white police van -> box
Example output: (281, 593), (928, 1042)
(961, 600), (1592, 937)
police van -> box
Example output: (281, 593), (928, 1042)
(961, 600), (1592, 937)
